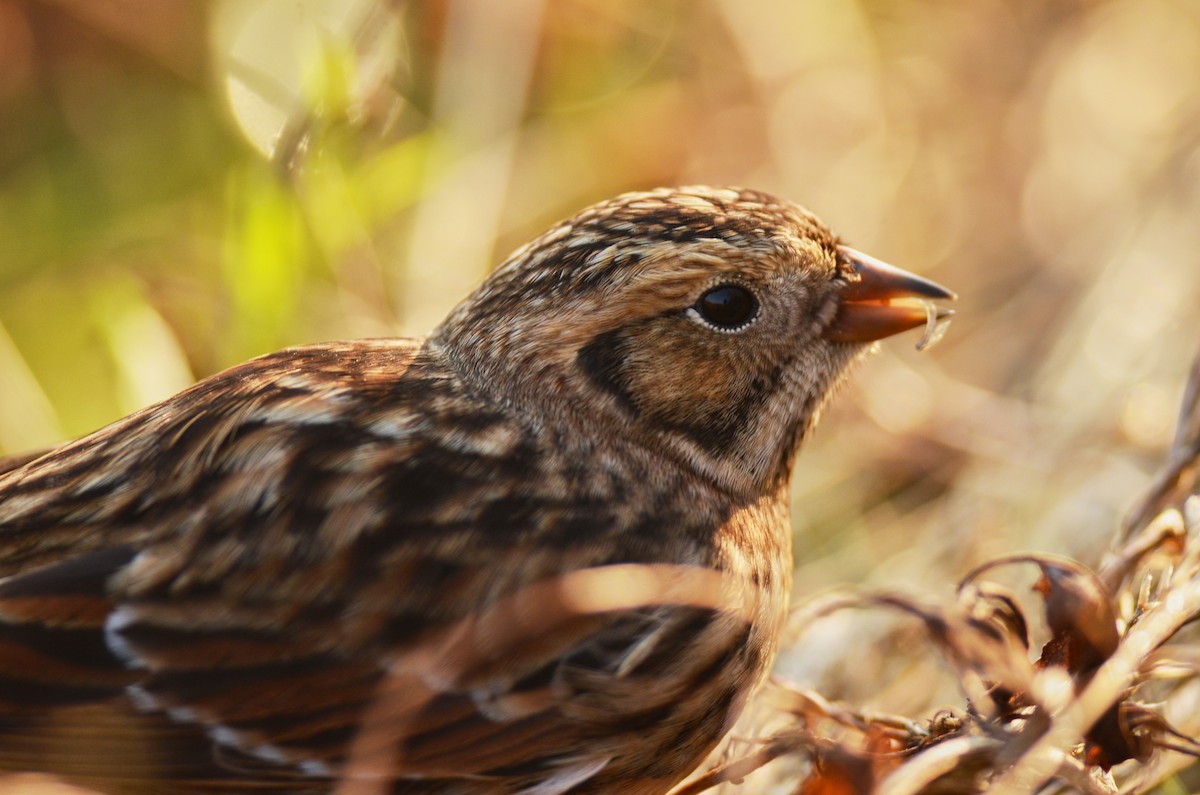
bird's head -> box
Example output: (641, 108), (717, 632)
(434, 186), (954, 496)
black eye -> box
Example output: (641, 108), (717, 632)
(694, 284), (758, 330)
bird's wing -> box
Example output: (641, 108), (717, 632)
(0, 339), (746, 791)
(0, 446), (55, 478)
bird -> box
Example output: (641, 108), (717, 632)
(0, 186), (953, 794)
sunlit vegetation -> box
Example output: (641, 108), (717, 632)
(2, 1), (1200, 791)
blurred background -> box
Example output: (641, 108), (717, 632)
(1, 0), (1199, 790)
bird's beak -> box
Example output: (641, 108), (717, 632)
(824, 245), (957, 343)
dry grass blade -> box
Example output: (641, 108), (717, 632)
(1099, 509), (1186, 593)
(670, 730), (810, 795)
(1123, 343), (1200, 539)
(336, 564), (757, 794)
(875, 736), (999, 795)
(1172, 341), (1200, 459)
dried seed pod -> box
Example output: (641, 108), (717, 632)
(960, 554), (1119, 681)
(1030, 557), (1119, 680)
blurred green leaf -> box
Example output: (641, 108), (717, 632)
(221, 165), (311, 361)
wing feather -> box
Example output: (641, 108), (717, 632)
(0, 339), (751, 792)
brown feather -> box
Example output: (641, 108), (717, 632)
(0, 186), (943, 793)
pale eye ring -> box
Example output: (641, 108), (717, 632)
(688, 284), (759, 331)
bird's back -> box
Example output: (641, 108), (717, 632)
(0, 337), (788, 794)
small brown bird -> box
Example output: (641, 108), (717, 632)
(0, 187), (952, 794)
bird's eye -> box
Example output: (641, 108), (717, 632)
(692, 284), (758, 330)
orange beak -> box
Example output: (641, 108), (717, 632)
(824, 246), (956, 343)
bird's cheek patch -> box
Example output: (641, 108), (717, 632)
(577, 329), (639, 415)
(578, 325), (782, 456)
